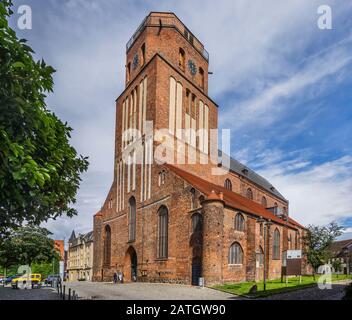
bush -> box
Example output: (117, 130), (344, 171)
(343, 283), (352, 300)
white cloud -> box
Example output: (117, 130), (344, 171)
(258, 156), (352, 226)
(220, 41), (352, 130)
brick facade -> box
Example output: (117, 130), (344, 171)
(92, 12), (307, 285)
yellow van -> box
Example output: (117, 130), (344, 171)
(12, 274), (42, 289)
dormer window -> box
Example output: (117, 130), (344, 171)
(179, 48), (185, 71)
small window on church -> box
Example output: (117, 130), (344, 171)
(190, 188), (196, 210)
(199, 67), (204, 89)
(191, 94), (196, 118)
(186, 90), (191, 114)
(224, 179), (232, 191)
(158, 171), (166, 186)
(127, 62), (131, 82)
(235, 213), (245, 232)
(141, 43), (146, 66)
(179, 48), (185, 71)
(261, 196), (267, 207)
(189, 34), (194, 45)
(246, 188), (253, 200)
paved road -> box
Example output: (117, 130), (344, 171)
(259, 280), (351, 300)
(1, 280), (348, 300)
(0, 285), (59, 300)
(65, 282), (241, 300)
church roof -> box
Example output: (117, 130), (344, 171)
(218, 151), (287, 202)
(165, 164), (304, 230)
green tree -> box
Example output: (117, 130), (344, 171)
(331, 259), (343, 278)
(0, 0), (89, 238)
(303, 222), (343, 280)
(0, 225), (59, 267)
(0, 232), (21, 280)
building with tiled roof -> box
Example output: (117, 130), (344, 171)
(328, 239), (352, 274)
(92, 12), (308, 285)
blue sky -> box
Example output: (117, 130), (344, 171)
(8, 0), (352, 241)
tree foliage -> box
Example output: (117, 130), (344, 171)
(0, 225), (59, 267)
(331, 259), (342, 276)
(303, 222), (343, 275)
(0, 0), (89, 236)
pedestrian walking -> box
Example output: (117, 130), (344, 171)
(119, 272), (124, 284)
(113, 272), (118, 284)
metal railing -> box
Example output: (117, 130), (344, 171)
(126, 14), (209, 61)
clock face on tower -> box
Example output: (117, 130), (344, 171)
(188, 60), (197, 76)
(132, 54), (139, 70)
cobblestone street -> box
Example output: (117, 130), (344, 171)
(0, 286), (59, 300)
(64, 282), (240, 300)
(0, 280), (349, 300)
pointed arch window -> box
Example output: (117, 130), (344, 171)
(128, 197), (136, 242)
(229, 242), (243, 265)
(103, 225), (111, 266)
(246, 188), (253, 200)
(158, 171), (166, 186)
(199, 67), (205, 89)
(224, 179), (232, 191)
(273, 228), (280, 260)
(234, 213), (245, 232)
(179, 48), (185, 71)
(192, 213), (202, 233)
(261, 196), (267, 207)
(190, 188), (196, 210)
(157, 206), (169, 259)
(127, 62), (131, 82)
(141, 43), (146, 65)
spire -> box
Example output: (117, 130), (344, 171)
(69, 230), (76, 242)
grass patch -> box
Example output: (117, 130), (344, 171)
(213, 274), (352, 298)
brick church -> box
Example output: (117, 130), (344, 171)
(92, 12), (307, 285)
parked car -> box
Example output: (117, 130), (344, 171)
(4, 274), (22, 285)
(11, 274), (42, 289)
(44, 274), (61, 285)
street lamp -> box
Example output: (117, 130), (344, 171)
(257, 216), (272, 291)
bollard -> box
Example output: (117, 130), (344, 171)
(72, 290), (76, 300)
(63, 285), (66, 300)
(68, 288), (71, 300)
(59, 283), (62, 298)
